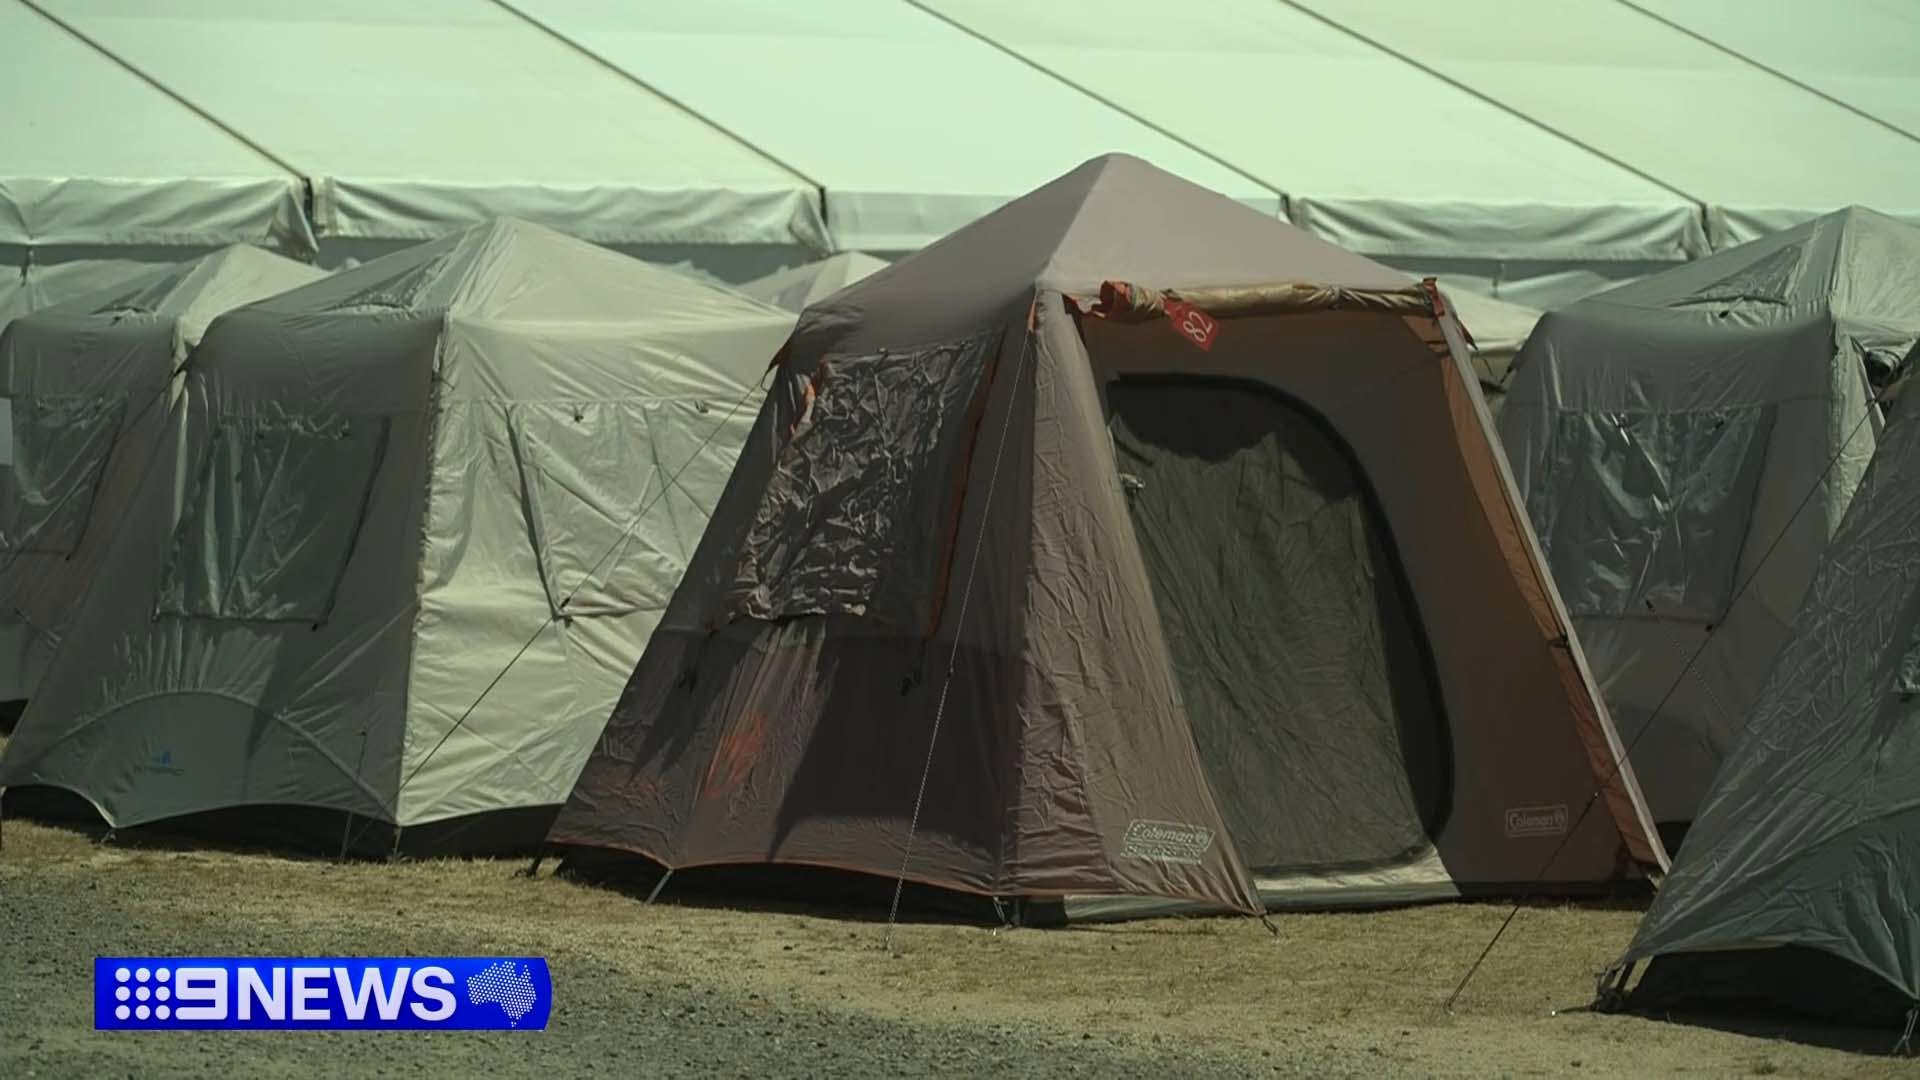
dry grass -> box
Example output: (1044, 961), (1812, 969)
(0, 815), (1902, 1077)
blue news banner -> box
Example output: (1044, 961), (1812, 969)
(95, 957), (552, 1031)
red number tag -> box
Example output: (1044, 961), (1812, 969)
(1163, 300), (1218, 351)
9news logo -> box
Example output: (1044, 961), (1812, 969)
(95, 957), (551, 1030)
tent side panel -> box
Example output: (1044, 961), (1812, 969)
(1081, 310), (1654, 892)
(0, 314), (438, 831)
(552, 319), (1035, 896)
(1624, 406), (1920, 1008)
(1005, 300), (1260, 912)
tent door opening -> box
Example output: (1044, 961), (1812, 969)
(1106, 376), (1450, 876)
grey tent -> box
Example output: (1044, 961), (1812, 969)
(0, 219), (795, 853)
(1607, 403), (1920, 1028)
(740, 252), (890, 313)
(547, 155), (1665, 916)
(0, 246), (326, 706)
(1497, 208), (1920, 832)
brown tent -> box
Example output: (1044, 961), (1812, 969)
(547, 155), (1667, 916)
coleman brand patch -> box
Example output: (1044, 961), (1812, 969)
(1505, 804), (1570, 838)
(1121, 819), (1215, 865)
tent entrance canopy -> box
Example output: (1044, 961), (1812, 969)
(1068, 284), (1664, 908)
(1106, 374), (1451, 876)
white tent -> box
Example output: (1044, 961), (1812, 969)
(1299, 0), (1920, 248)
(7, 1), (1917, 313)
(0, 3), (311, 321)
(0, 220), (795, 853)
(897, 0), (1708, 304)
(0, 246), (327, 704)
(25, 0), (828, 279)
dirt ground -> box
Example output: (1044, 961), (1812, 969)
(0, 816), (1905, 1079)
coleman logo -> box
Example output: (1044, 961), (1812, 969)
(1505, 804), (1569, 838)
(1121, 819), (1215, 865)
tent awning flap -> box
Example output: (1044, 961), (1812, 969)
(0, 178), (312, 253)
(1291, 197), (1708, 264)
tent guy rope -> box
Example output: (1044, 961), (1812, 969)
(884, 318), (1035, 953)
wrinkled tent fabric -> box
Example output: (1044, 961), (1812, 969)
(0, 219), (796, 852)
(740, 252), (892, 314)
(1497, 208), (1920, 829)
(1612, 404), (1920, 1027)
(547, 155), (1664, 916)
(0, 245), (327, 705)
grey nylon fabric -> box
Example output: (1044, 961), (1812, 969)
(1619, 401), (1920, 1008)
(0, 398), (127, 555)
(0, 220), (795, 838)
(0, 246), (326, 701)
(1498, 208), (1920, 825)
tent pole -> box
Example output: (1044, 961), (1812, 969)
(1895, 1005), (1918, 1057)
(645, 868), (674, 905)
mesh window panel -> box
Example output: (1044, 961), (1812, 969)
(514, 399), (755, 618)
(1109, 378), (1448, 874)
(157, 417), (387, 623)
(1529, 407), (1777, 621)
(0, 396), (125, 556)
(727, 334), (995, 629)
